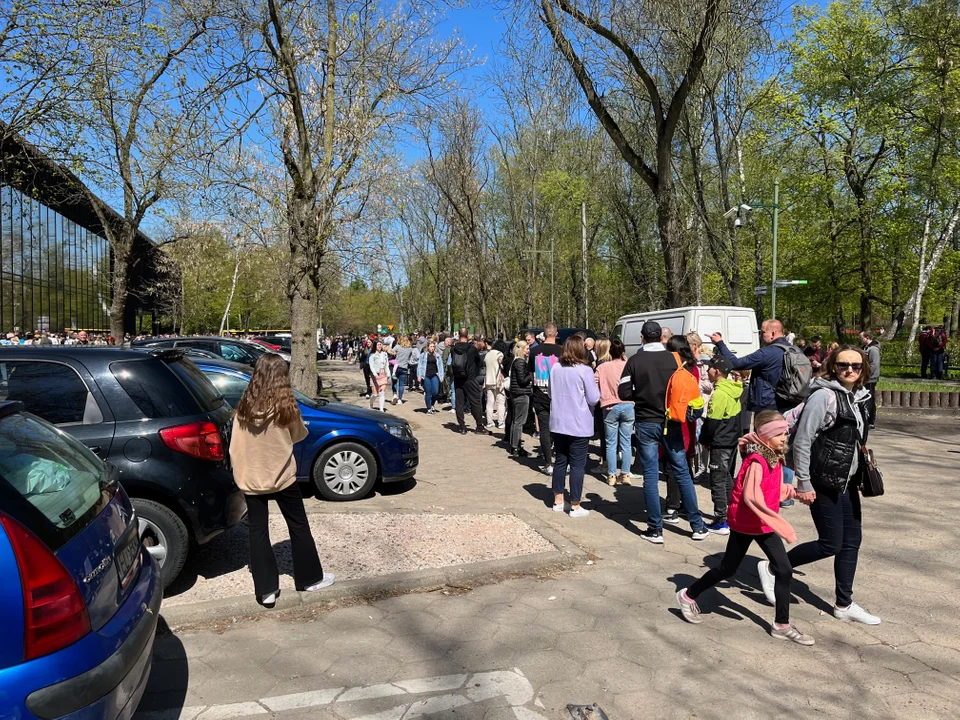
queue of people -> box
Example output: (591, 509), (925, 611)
(372, 318), (883, 647)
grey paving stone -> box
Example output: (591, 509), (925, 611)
(261, 646), (337, 680)
(322, 605), (387, 630)
(897, 641), (960, 677)
(323, 627), (393, 656)
(381, 634), (449, 663)
(554, 631), (621, 661)
(476, 602), (540, 626)
(511, 648), (584, 687)
(859, 644), (932, 674)
(534, 607), (597, 633)
(908, 669), (960, 701)
(580, 657), (650, 695)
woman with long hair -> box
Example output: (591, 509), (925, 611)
(596, 338), (634, 486)
(368, 340), (390, 412)
(508, 340), (533, 456)
(663, 335), (704, 523)
(759, 345), (880, 625)
(230, 354), (334, 608)
(417, 339), (445, 414)
(391, 336), (413, 405)
(548, 335), (600, 517)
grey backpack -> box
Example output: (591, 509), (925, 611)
(775, 345), (813, 405)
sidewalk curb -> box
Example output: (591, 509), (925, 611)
(159, 510), (586, 628)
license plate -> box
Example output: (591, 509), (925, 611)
(115, 528), (141, 589)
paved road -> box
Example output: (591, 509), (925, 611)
(137, 361), (960, 719)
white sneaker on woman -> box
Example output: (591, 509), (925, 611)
(569, 507), (590, 519)
(834, 602), (881, 625)
(305, 574), (336, 592)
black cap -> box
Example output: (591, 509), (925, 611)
(709, 355), (734, 374)
(641, 320), (662, 341)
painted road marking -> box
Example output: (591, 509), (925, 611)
(137, 670), (547, 720)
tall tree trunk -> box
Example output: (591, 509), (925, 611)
(219, 241), (243, 335)
(109, 235), (133, 340)
(288, 200), (320, 395)
(655, 183), (684, 307)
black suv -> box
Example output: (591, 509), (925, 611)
(132, 336), (276, 365)
(0, 347), (244, 588)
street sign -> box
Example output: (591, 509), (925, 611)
(755, 286), (768, 295)
(388, 325), (394, 331)
(774, 279), (808, 287)
(377, 324), (382, 331)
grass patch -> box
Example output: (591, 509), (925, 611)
(877, 379), (958, 393)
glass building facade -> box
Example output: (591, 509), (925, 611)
(0, 185), (112, 333)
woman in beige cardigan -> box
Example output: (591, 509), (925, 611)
(230, 353), (334, 607)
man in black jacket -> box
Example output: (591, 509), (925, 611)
(451, 328), (485, 435)
(619, 320), (707, 544)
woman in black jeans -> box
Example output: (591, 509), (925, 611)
(508, 341), (532, 457)
(758, 346), (879, 624)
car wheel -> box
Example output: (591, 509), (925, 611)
(132, 498), (189, 589)
(313, 442), (378, 501)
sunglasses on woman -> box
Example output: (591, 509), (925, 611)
(835, 362), (863, 372)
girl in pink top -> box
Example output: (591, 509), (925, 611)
(595, 338), (634, 485)
(676, 411), (814, 646)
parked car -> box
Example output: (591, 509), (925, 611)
(133, 335), (291, 364)
(0, 400), (162, 720)
(195, 357), (418, 501)
(614, 306), (760, 358)
(254, 335), (327, 361)
(0, 347), (245, 588)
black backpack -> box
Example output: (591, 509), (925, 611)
(775, 344), (813, 405)
(452, 346), (469, 379)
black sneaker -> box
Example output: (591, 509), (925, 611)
(663, 509), (681, 525)
(640, 528), (664, 545)
(517, 447), (530, 457)
(458, 427), (468, 435)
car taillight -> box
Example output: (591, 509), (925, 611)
(0, 514), (91, 661)
(159, 421), (225, 461)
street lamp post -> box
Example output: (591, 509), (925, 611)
(729, 178), (781, 317)
(523, 244), (555, 323)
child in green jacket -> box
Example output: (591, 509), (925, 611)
(700, 355), (744, 534)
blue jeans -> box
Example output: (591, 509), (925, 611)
(635, 421), (705, 532)
(932, 350), (946, 379)
(551, 434), (589, 504)
(393, 367), (407, 401)
(603, 403), (634, 474)
(423, 375), (440, 409)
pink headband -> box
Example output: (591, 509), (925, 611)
(757, 419), (788, 440)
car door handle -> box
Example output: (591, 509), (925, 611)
(88, 446), (102, 455)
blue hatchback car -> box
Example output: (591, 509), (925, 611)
(194, 359), (418, 501)
(0, 401), (161, 720)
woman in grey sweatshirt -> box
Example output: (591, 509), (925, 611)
(760, 346), (880, 627)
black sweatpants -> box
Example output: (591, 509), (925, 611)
(533, 397), (553, 465)
(708, 446), (737, 522)
(688, 529), (792, 625)
(244, 482), (324, 598)
(455, 377), (483, 430)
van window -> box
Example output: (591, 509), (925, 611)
(623, 321), (643, 346)
(613, 323), (624, 340)
(0, 361), (89, 425)
(696, 315), (723, 342)
(660, 316), (685, 336)
(728, 316), (755, 344)
(0, 412), (109, 550)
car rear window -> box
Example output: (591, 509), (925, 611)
(110, 359), (204, 418)
(0, 412), (109, 550)
(166, 358), (224, 412)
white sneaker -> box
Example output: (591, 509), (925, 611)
(569, 507), (590, 519)
(305, 574), (336, 592)
(543, 464), (554, 476)
(757, 560), (776, 605)
(552, 503), (565, 513)
(834, 602), (881, 625)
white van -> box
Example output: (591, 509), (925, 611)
(614, 306), (760, 358)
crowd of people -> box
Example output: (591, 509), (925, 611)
(349, 319), (884, 646)
(0, 329), (124, 345)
